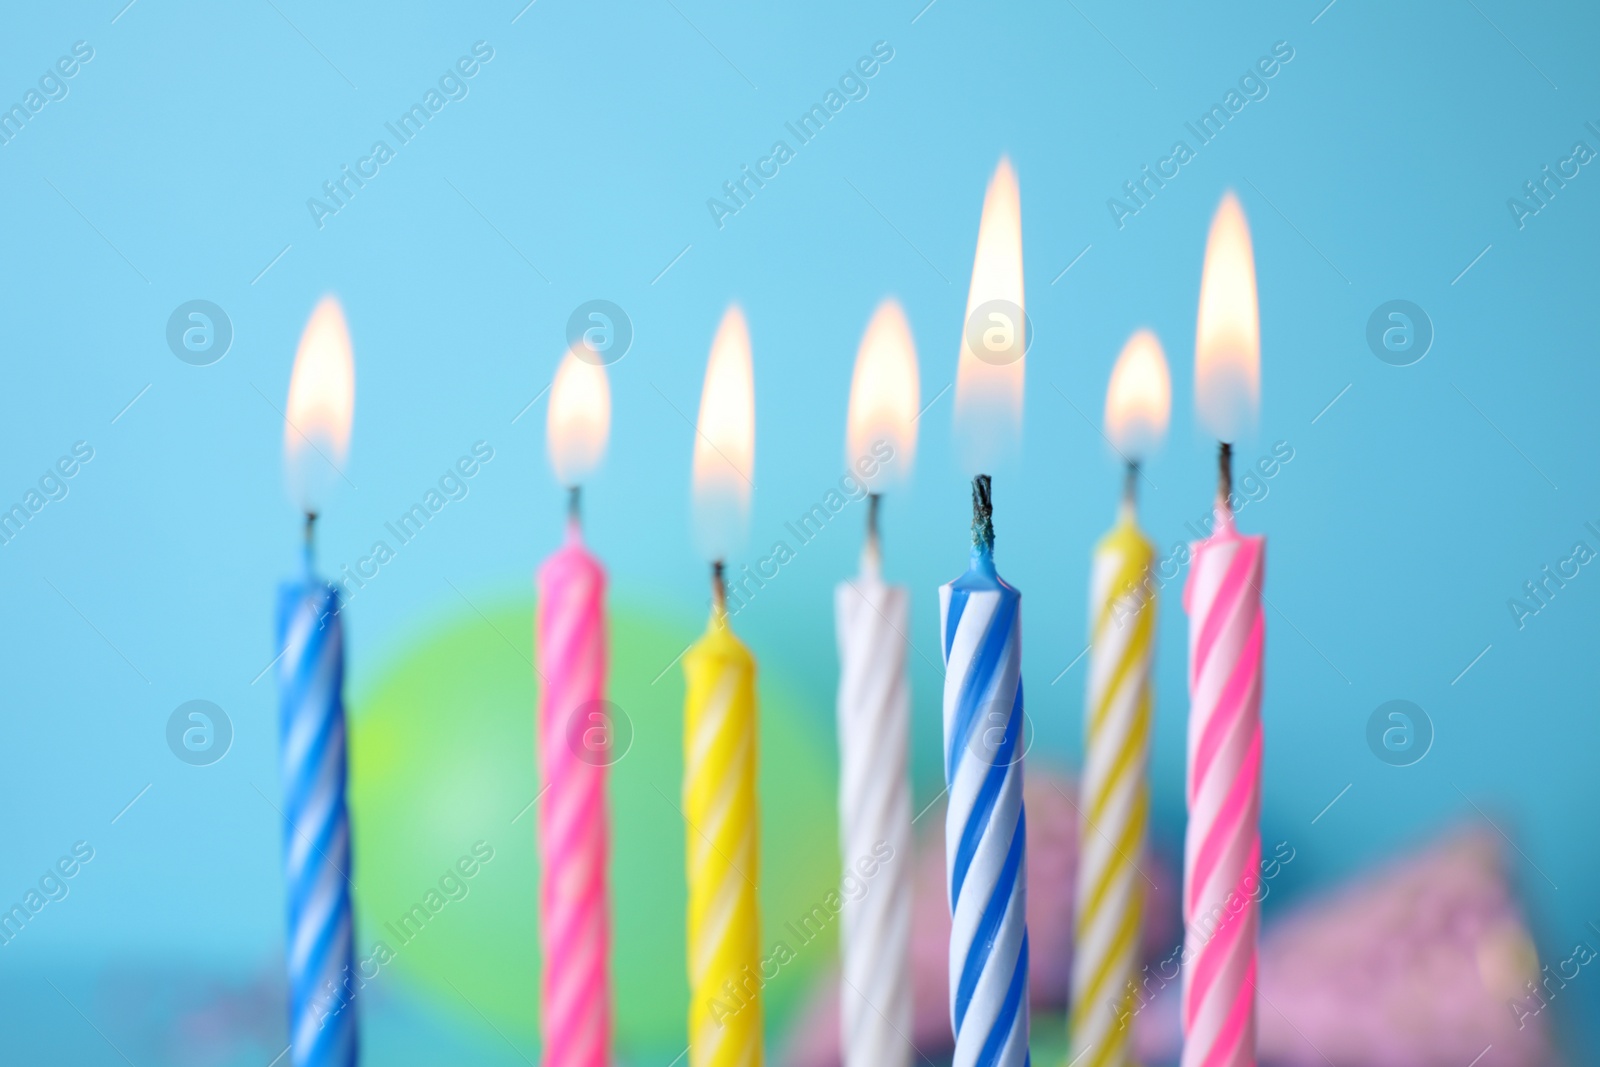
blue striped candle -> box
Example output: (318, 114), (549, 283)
(939, 474), (1030, 1067)
(275, 521), (358, 1067)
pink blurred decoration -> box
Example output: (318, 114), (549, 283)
(1255, 827), (1554, 1067)
(1136, 827), (1557, 1067)
(781, 767), (1179, 1067)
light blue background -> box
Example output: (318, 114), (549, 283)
(2, 0), (1597, 1061)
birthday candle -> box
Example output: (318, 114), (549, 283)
(834, 300), (919, 1067)
(1070, 509), (1154, 1067)
(941, 476), (1030, 1067)
(536, 349), (614, 1067)
(1182, 475), (1264, 1067)
(276, 548), (356, 1067)
(1069, 330), (1170, 1067)
(275, 297), (358, 1067)
(683, 307), (762, 1067)
(683, 586), (762, 1066)
(1182, 193), (1265, 1067)
(944, 158), (1030, 1067)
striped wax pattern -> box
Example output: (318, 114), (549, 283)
(1181, 518), (1265, 1067)
(940, 551), (1030, 1067)
(1069, 516), (1155, 1067)
(834, 573), (912, 1067)
(537, 535), (611, 1067)
(275, 577), (358, 1067)
(683, 619), (762, 1067)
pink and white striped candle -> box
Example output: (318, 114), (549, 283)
(1182, 191), (1265, 1067)
(537, 349), (614, 1067)
(1180, 470), (1264, 1067)
(537, 523), (610, 1067)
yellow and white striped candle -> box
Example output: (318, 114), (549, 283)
(1070, 329), (1169, 1067)
(683, 587), (762, 1067)
(1069, 495), (1155, 1067)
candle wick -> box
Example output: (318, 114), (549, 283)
(1217, 441), (1234, 518)
(864, 493), (883, 576)
(711, 559), (727, 618)
(971, 474), (994, 554)
(303, 511), (318, 575)
(567, 485), (582, 528)
(1123, 461), (1139, 510)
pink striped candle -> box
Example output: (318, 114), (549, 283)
(1182, 191), (1265, 1067)
(537, 349), (614, 1067)
(1180, 448), (1264, 1067)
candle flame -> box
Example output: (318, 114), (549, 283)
(1195, 191), (1260, 441)
(691, 305), (755, 561)
(547, 347), (611, 486)
(1104, 329), (1171, 459)
(847, 299), (919, 490)
(284, 295), (355, 512)
(954, 157), (1025, 475)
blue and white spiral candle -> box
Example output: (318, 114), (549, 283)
(274, 516), (358, 1067)
(939, 475), (1030, 1067)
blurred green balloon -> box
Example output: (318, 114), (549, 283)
(348, 596), (839, 1059)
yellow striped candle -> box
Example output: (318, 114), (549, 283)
(683, 305), (761, 1067)
(1069, 329), (1170, 1067)
(683, 581), (762, 1066)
